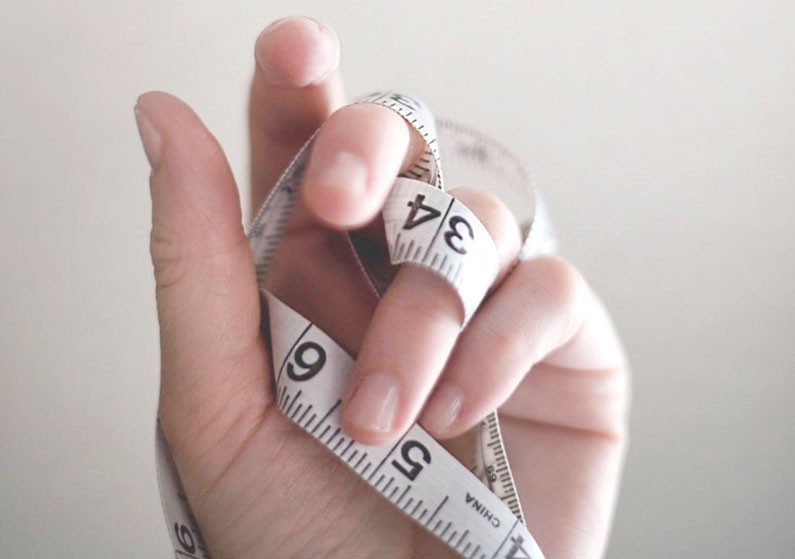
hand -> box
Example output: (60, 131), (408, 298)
(135, 16), (629, 559)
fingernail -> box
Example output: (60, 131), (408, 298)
(421, 383), (464, 434)
(256, 16), (339, 87)
(344, 374), (399, 434)
(134, 105), (162, 171)
(306, 150), (368, 197)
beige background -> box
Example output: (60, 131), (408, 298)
(1, 1), (793, 557)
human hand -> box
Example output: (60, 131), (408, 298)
(135, 16), (629, 559)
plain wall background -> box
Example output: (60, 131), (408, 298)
(1, 1), (793, 557)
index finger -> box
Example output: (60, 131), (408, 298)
(249, 16), (345, 215)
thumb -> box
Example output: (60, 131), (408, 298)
(135, 92), (270, 481)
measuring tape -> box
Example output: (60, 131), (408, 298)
(156, 91), (557, 559)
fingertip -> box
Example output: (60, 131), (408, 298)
(135, 91), (242, 243)
(136, 89), (170, 106)
(301, 150), (374, 229)
(419, 382), (466, 438)
(341, 416), (407, 446)
(301, 104), (413, 229)
(135, 90), (161, 111)
(134, 92), (175, 147)
(340, 372), (405, 445)
(255, 16), (340, 88)
(135, 90), (187, 120)
(134, 99), (163, 171)
(134, 91), (210, 153)
(341, 419), (404, 447)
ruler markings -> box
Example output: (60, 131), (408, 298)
(296, 404), (312, 425)
(303, 413), (318, 430)
(427, 495), (449, 526)
(310, 400), (341, 435)
(353, 452), (367, 471)
(325, 426), (341, 445)
(367, 434), (407, 482)
(340, 439), (355, 457)
(411, 499), (424, 516)
(284, 390), (302, 417)
(395, 484), (411, 507)
(422, 198), (455, 262)
(281, 392), (293, 413)
(489, 518), (519, 559)
(331, 437), (345, 453)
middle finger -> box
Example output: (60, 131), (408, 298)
(341, 187), (522, 445)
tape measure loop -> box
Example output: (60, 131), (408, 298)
(383, 177), (499, 324)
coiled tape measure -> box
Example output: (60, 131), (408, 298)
(156, 91), (557, 558)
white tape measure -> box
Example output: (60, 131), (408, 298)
(383, 177), (499, 323)
(156, 91), (557, 559)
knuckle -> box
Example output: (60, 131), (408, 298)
(150, 222), (248, 292)
(519, 255), (588, 313)
(449, 187), (520, 260)
(485, 322), (527, 369)
(149, 225), (189, 290)
(390, 266), (461, 321)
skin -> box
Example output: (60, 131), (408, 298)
(134, 16), (630, 559)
